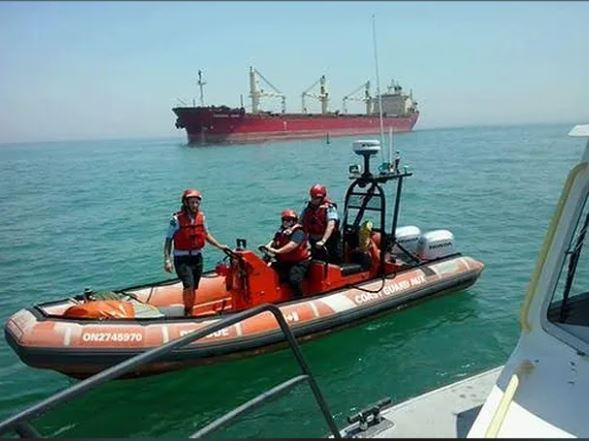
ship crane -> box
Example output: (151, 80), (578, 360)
(249, 67), (286, 114)
(342, 81), (371, 114)
(301, 75), (329, 114)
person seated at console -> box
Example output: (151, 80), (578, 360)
(263, 209), (312, 299)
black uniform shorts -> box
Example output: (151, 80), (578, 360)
(174, 254), (203, 290)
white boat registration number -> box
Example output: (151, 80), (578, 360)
(82, 332), (143, 343)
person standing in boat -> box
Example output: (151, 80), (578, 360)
(264, 209), (311, 299)
(163, 188), (230, 316)
(301, 184), (343, 264)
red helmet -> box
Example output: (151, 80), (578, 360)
(281, 209), (298, 221)
(309, 184), (327, 199)
(182, 188), (202, 202)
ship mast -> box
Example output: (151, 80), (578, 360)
(301, 75), (329, 114)
(249, 67), (259, 113)
(320, 75), (328, 114)
(365, 82), (372, 114)
(342, 81), (371, 114)
(197, 70), (206, 107)
(249, 66), (286, 114)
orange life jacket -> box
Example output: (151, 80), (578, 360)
(173, 210), (206, 251)
(273, 224), (311, 263)
(302, 199), (339, 237)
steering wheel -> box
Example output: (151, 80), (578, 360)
(258, 245), (275, 262)
(222, 248), (239, 260)
(221, 248), (243, 270)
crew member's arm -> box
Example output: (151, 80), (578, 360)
(163, 215), (178, 273)
(206, 232), (229, 251)
(317, 220), (336, 247)
(201, 215), (229, 251)
(268, 240), (298, 255)
(316, 206), (339, 247)
(163, 238), (174, 272)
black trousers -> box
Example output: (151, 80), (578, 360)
(272, 259), (311, 298)
(174, 254), (203, 290)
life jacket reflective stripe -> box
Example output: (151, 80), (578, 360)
(173, 210), (206, 251)
(273, 224), (311, 263)
(302, 199), (339, 237)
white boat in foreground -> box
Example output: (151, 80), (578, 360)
(341, 124), (589, 438)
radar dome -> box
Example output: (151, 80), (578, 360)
(353, 140), (381, 157)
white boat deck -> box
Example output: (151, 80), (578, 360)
(340, 366), (502, 438)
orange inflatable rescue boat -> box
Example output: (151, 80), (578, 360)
(5, 140), (484, 378)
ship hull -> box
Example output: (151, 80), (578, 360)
(173, 107), (419, 144)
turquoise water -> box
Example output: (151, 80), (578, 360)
(0, 123), (584, 437)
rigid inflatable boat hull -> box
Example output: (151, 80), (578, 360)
(5, 255), (483, 378)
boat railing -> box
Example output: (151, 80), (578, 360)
(0, 303), (341, 439)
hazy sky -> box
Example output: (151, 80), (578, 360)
(1, 1), (588, 144)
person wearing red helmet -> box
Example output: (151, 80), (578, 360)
(263, 209), (311, 299)
(163, 188), (230, 316)
(301, 184), (342, 263)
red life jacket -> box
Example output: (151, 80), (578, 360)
(302, 199), (339, 237)
(173, 210), (206, 251)
(272, 224), (310, 263)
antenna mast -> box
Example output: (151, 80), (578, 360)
(372, 15), (385, 163)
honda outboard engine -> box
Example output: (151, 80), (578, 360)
(391, 225), (422, 255)
(416, 230), (456, 260)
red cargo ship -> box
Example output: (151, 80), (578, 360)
(173, 67), (419, 144)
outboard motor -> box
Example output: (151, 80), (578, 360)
(416, 230), (456, 261)
(391, 225), (422, 255)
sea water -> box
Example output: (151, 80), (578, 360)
(0, 123), (583, 437)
